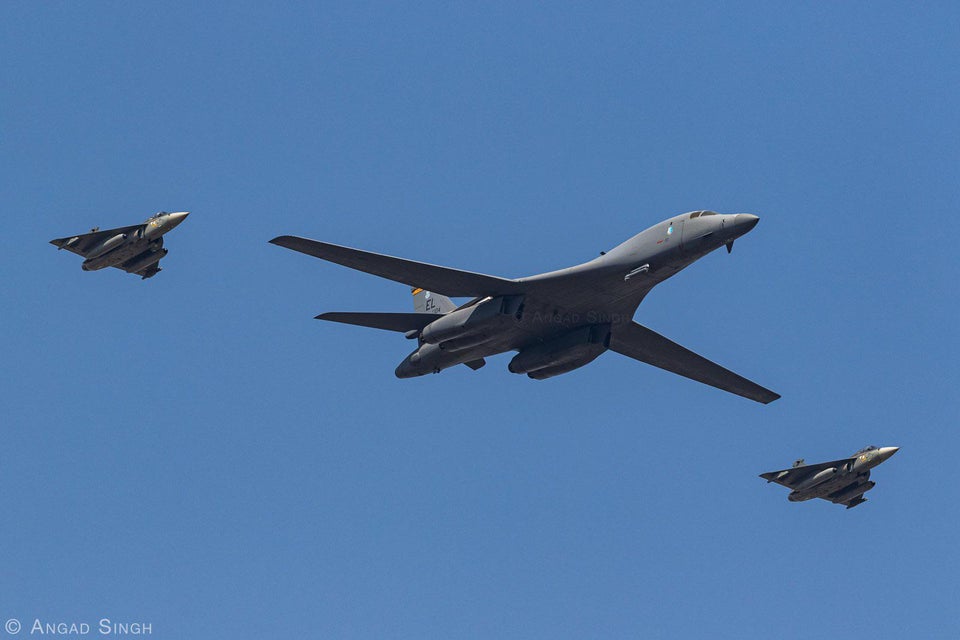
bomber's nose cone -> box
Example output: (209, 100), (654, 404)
(878, 446), (900, 461)
(734, 213), (759, 232)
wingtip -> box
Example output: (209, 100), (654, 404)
(269, 235), (293, 246)
(753, 390), (781, 404)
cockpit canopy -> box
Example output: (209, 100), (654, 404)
(854, 445), (879, 455)
(688, 210), (718, 219)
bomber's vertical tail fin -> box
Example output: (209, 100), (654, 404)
(412, 287), (456, 314)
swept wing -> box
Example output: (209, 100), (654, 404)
(270, 236), (522, 298)
(50, 224), (141, 257)
(759, 457), (855, 488)
(609, 322), (780, 404)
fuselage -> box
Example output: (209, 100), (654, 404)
(788, 446), (900, 502)
(395, 211), (759, 378)
(81, 211), (189, 271)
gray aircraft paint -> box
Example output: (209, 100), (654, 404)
(760, 446), (900, 509)
(51, 211), (190, 279)
(270, 211), (779, 403)
(413, 287), (456, 314)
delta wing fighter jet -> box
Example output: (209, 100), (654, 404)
(761, 446), (900, 509)
(51, 211), (189, 279)
(270, 211), (779, 403)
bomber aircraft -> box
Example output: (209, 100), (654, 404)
(761, 445), (900, 509)
(270, 211), (779, 403)
(51, 211), (189, 279)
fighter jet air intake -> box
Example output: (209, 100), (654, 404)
(50, 211), (190, 279)
(271, 211), (780, 403)
(761, 446), (900, 508)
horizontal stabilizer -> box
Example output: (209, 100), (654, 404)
(463, 358), (486, 370)
(270, 235), (521, 297)
(610, 322), (780, 404)
(316, 311), (442, 333)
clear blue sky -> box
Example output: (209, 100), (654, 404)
(2, 2), (958, 638)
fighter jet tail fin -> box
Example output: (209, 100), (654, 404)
(316, 311), (442, 333)
(270, 236), (521, 297)
(609, 321), (780, 404)
(412, 288), (456, 314)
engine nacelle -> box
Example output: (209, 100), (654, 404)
(830, 481), (875, 504)
(793, 467), (838, 493)
(438, 333), (497, 353)
(526, 359), (598, 380)
(395, 342), (445, 378)
(420, 295), (524, 345)
(122, 246), (167, 273)
(508, 324), (611, 377)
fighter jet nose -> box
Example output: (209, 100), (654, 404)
(734, 213), (759, 232)
(878, 446), (900, 460)
(163, 211), (189, 229)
